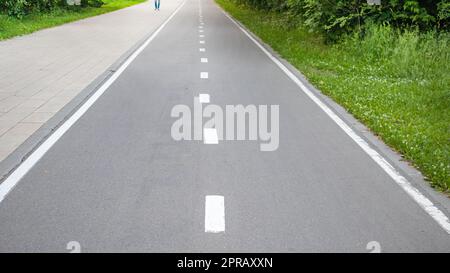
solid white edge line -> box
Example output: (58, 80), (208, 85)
(205, 195), (225, 233)
(220, 9), (450, 234)
(0, 0), (187, 204)
(203, 128), (218, 144)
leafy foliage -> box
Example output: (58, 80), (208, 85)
(233, 0), (450, 39)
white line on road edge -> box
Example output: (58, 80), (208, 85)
(205, 195), (225, 233)
(199, 94), (210, 103)
(0, 0), (187, 204)
(200, 72), (208, 79)
(201, 58), (208, 63)
(203, 128), (218, 144)
(221, 10), (450, 234)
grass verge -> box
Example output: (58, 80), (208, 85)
(216, 0), (450, 192)
(0, 0), (147, 40)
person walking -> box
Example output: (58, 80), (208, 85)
(154, 0), (160, 11)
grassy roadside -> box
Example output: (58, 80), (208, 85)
(0, 0), (146, 40)
(216, 0), (450, 192)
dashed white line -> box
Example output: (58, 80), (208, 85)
(199, 48), (206, 52)
(201, 58), (208, 63)
(200, 40), (205, 44)
(199, 94), (210, 103)
(200, 72), (208, 79)
(205, 195), (225, 233)
(199, 30), (204, 33)
(199, 34), (205, 38)
(203, 128), (218, 144)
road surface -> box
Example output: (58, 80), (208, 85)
(0, 0), (449, 252)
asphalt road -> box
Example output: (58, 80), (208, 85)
(0, 0), (449, 252)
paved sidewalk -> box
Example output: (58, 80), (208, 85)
(0, 0), (183, 162)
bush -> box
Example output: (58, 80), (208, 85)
(88, 0), (104, 8)
(0, 0), (104, 18)
(1, 0), (64, 18)
(2, 0), (30, 18)
(234, 0), (288, 11)
(233, 0), (450, 40)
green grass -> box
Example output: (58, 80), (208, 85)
(217, 0), (450, 192)
(0, 0), (146, 40)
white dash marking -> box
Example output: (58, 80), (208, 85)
(199, 30), (204, 33)
(203, 128), (218, 144)
(200, 40), (205, 44)
(201, 58), (208, 63)
(199, 48), (206, 52)
(200, 72), (208, 79)
(199, 94), (210, 103)
(205, 195), (225, 233)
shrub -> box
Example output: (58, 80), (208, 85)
(340, 23), (450, 81)
(2, 0), (30, 18)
